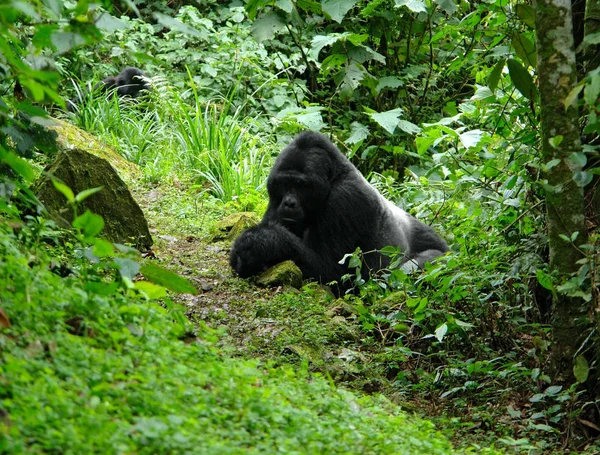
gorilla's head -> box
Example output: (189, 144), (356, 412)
(266, 134), (339, 236)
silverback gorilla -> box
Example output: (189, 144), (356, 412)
(230, 131), (449, 293)
(67, 67), (150, 112)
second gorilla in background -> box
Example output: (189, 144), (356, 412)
(67, 67), (150, 112)
(230, 131), (449, 293)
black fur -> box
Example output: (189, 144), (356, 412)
(67, 67), (150, 112)
(230, 131), (449, 291)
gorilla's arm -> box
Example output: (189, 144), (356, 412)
(230, 223), (340, 283)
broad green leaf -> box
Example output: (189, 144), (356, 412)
(95, 12), (127, 31)
(584, 70), (600, 106)
(340, 62), (366, 97)
(567, 151), (587, 168)
(114, 257), (141, 281)
(516, 4), (535, 29)
(394, 0), (427, 13)
(434, 0), (456, 15)
(276, 0), (294, 13)
(52, 178), (75, 203)
(573, 171), (593, 187)
(368, 108), (403, 135)
(472, 86), (494, 101)
(574, 355), (589, 383)
(544, 158), (561, 170)
(582, 32), (600, 45)
(51, 32), (86, 53)
(0, 147), (34, 181)
(435, 323), (448, 342)
(376, 76), (404, 93)
(251, 11), (286, 42)
(416, 136), (437, 155)
(346, 122), (369, 144)
(310, 34), (347, 59)
(134, 281), (168, 299)
(322, 0), (359, 23)
(73, 210), (104, 238)
(507, 58), (537, 100)
(529, 393), (545, 403)
(512, 32), (536, 68)
(564, 82), (584, 109)
(488, 59), (505, 92)
(92, 238), (114, 257)
(295, 110), (326, 130)
(536, 269), (554, 291)
(154, 13), (204, 37)
(545, 385), (562, 395)
(459, 129), (484, 148)
(75, 186), (104, 203)
(140, 264), (198, 294)
(397, 119), (421, 135)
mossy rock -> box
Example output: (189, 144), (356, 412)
(213, 212), (260, 241)
(32, 148), (153, 251)
(256, 260), (303, 289)
(48, 118), (140, 182)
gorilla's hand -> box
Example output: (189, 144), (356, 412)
(230, 223), (296, 278)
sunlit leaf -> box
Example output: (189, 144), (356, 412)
(346, 122), (369, 144)
(75, 186), (104, 203)
(251, 11), (286, 42)
(434, 0), (456, 15)
(134, 281), (168, 299)
(574, 355), (589, 383)
(435, 323), (448, 342)
(507, 58), (537, 100)
(368, 108), (403, 134)
(459, 129), (484, 148)
(536, 269), (554, 291)
(73, 210), (104, 238)
(140, 264), (198, 295)
(394, 0), (427, 13)
(322, 0), (359, 23)
(51, 178), (74, 203)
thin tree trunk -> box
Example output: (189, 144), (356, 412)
(534, 0), (589, 382)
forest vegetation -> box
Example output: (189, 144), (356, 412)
(1, 0), (600, 453)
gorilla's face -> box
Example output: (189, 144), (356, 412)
(267, 167), (330, 236)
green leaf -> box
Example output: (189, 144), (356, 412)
(512, 32), (536, 68)
(488, 59), (505, 92)
(574, 355), (589, 383)
(435, 323), (448, 342)
(433, 0), (457, 15)
(573, 171), (593, 187)
(95, 12), (127, 31)
(276, 0), (294, 13)
(583, 32), (600, 45)
(140, 264), (198, 295)
(75, 186), (104, 203)
(134, 281), (168, 299)
(295, 108), (326, 130)
(322, 0), (359, 23)
(397, 119), (421, 135)
(545, 385), (562, 395)
(73, 210), (104, 238)
(507, 58), (537, 100)
(376, 76), (404, 93)
(368, 108), (403, 135)
(458, 129), (484, 148)
(92, 238), (114, 257)
(51, 178), (75, 203)
(310, 34), (347, 60)
(567, 151), (587, 168)
(536, 269), (554, 291)
(0, 147), (34, 181)
(564, 82), (584, 109)
(251, 11), (286, 42)
(346, 122), (369, 144)
(472, 86), (495, 100)
(516, 4), (535, 29)
(153, 12), (204, 37)
(394, 0), (427, 13)
(548, 135), (564, 149)
(114, 257), (141, 280)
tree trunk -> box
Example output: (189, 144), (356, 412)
(534, 0), (589, 382)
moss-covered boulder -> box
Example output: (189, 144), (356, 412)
(256, 260), (303, 289)
(32, 148), (153, 250)
(213, 212), (261, 241)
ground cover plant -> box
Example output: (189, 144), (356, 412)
(2, 0), (600, 453)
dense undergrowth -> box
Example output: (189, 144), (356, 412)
(2, 0), (600, 453)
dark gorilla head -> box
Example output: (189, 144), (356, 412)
(264, 134), (343, 237)
(115, 67), (149, 98)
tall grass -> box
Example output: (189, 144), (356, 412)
(66, 75), (272, 199)
(168, 78), (272, 201)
